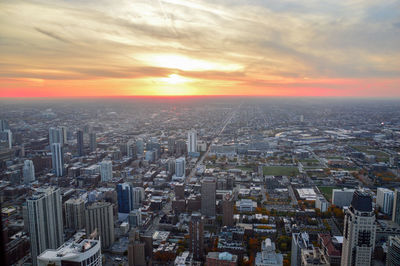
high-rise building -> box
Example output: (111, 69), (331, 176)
(0, 119), (9, 131)
(291, 232), (312, 266)
(100, 160), (112, 182)
(65, 198), (86, 231)
(117, 183), (134, 214)
(0, 129), (12, 148)
(60, 126), (68, 145)
(341, 190), (376, 266)
(187, 129), (197, 153)
(50, 143), (64, 177)
(136, 138), (144, 156)
(174, 183), (185, 200)
(49, 127), (63, 146)
(189, 212), (204, 261)
(222, 193), (234, 227)
(168, 137), (175, 155)
(168, 158), (176, 175)
(132, 187), (145, 209)
(85, 202), (115, 249)
(377, 187), (394, 215)
(173, 157), (186, 181)
(332, 188), (355, 207)
(176, 140), (187, 155)
(393, 188), (400, 225)
(129, 209), (142, 228)
(201, 177), (216, 217)
(128, 230), (146, 266)
(27, 187), (64, 266)
(37, 232), (101, 266)
(255, 238), (283, 266)
(89, 132), (97, 152)
(387, 235), (400, 266)
(77, 130), (84, 156)
(126, 140), (136, 158)
(23, 159), (35, 184)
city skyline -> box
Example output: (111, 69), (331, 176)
(1, 0), (399, 97)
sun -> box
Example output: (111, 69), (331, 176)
(160, 74), (189, 84)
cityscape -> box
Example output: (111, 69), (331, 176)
(1, 98), (400, 265)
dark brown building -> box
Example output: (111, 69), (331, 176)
(189, 212), (204, 261)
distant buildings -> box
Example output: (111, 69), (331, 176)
(201, 177), (216, 217)
(332, 188), (355, 207)
(22, 159), (35, 184)
(89, 132), (97, 152)
(341, 190), (376, 266)
(77, 130), (84, 156)
(85, 202), (115, 249)
(27, 187), (64, 266)
(100, 160), (112, 182)
(255, 238), (283, 266)
(37, 232), (101, 266)
(188, 129), (197, 153)
(377, 187), (394, 215)
(189, 212), (204, 261)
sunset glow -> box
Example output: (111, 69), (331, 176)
(0, 0), (399, 97)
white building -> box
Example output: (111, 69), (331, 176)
(37, 232), (101, 266)
(315, 197), (328, 212)
(377, 187), (394, 215)
(51, 143), (64, 177)
(341, 190), (376, 266)
(85, 202), (115, 249)
(49, 127), (63, 145)
(100, 160), (112, 182)
(236, 199), (257, 213)
(297, 188), (317, 201)
(27, 187), (64, 266)
(187, 129), (197, 153)
(255, 238), (283, 266)
(132, 187), (145, 209)
(23, 159), (35, 184)
(65, 198), (86, 231)
(332, 188), (355, 207)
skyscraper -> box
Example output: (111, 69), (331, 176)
(0, 119), (9, 131)
(77, 130), (84, 156)
(23, 159), (35, 184)
(50, 143), (64, 177)
(387, 235), (400, 266)
(85, 202), (115, 249)
(168, 137), (175, 155)
(49, 127), (63, 146)
(341, 190), (376, 266)
(60, 126), (68, 145)
(291, 232), (312, 266)
(27, 187), (64, 266)
(174, 157), (186, 181)
(100, 160), (112, 182)
(89, 132), (97, 152)
(132, 187), (145, 209)
(222, 192), (234, 227)
(136, 138), (144, 156)
(201, 177), (216, 217)
(392, 188), (400, 225)
(377, 187), (394, 215)
(117, 183), (134, 214)
(128, 230), (146, 266)
(65, 198), (86, 231)
(187, 129), (197, 153)
(189, 212), (204, 261)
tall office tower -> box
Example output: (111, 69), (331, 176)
(60, 126), (68, 144)
(291, 232), (312, 266)
(0, 119), (9, 131)
(187, 129), (197, 153)
(393, 188), (400, 225)
(189, 212), (204, 261)
(387, 235), (400, 266)
(201, 177), (216, 217)
(85, 202), (115, 249)
(37, 232), (101, 266)
(377, 187), (394, 215)
(23, 159), (35, 184)
(27, 187), (64, 266)
(341, 190), (376, 266)
(132, 187), (145, 209)
(168, 158), (176, 175)
(77, 130), (84, 156)
(222, 193), (234, 227)
(129, 209), (142, 228)
(117, 183), (134, 213)
(0, 129), (12, 148)
(89, 132), (97, 152)
(65, 198), (86, 231)
(126, 140), (136, 158)
(128, 230), (146, 266)
(100, 160), (112, 182)
(51, 143), (64, 177)
(175, 157), (186, 178)
(49, 127), (63, 146)
(136, 138), (144, 156)
(168, 137), (176, 155)
(175, 183), (185, 200)
(176, 140), (187, 155)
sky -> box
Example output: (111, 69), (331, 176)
(1, 0), (400, 97)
